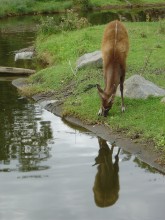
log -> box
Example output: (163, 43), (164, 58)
(0, 66), (35, 76)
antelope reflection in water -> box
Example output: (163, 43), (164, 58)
(93, 138), (120, 208)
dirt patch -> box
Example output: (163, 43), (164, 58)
(12, 78), (165, 174)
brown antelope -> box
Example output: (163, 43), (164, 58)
(97, 20), (129, 117)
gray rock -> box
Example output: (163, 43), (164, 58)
(15, 46), (35, 53)
(116, 74), (165, 99)
(15, 51), (34, 61)
(14, 46), (35, 61)
(76, 50), (102, 70)
(12, 78), (27, 89)
(161, 97), (165, 103)
(38, 100), (58, 108)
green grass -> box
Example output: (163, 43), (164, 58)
(0, 0), (165, 17)
(0, 0), (72, 17)
(24, 21), (165, 155)
(34, 22), (165, 85)
(91, 0), (165, 5)
(90, 0), (124, 6)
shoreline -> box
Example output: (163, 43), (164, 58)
(12, 78), (165, 174)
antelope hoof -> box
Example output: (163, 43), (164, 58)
(121, 106), (125, 112)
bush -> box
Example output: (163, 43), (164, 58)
(60, 9), (90, 31)
(72, 0), (92, 11)
(38, 9), (90, 34)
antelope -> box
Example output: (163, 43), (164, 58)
(97, 20), (129, 117)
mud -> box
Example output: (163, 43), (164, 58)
(12, 78), (165, 174)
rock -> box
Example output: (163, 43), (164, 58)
(14, 46), (35, 61)
(76, 50), (102, 70)
(116, 74), (165, 99)
(161, 97), (165, 103)
(15, 51), (34, 61)
(39, 100), (58, 108)
(15, 46), (35, 53)
(12, 78), (27, 89)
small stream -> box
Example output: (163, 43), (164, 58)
(0, 14), (165, 220)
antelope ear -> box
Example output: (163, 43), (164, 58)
(96, 84), (105, 99)
(108, 94), (115, 103)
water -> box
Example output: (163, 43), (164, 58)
(0, 16), (38, 69)
(0, 81), (165, 220)
(0, 15), (165, 220)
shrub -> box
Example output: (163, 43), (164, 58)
(60, 9), (90, 31)
(72, 0), (92, 11)
(38, 9), (90, 34)
(38, 16), (60, 34)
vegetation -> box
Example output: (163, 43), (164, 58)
(0, 0), (165, 17)
(91, 0), (165, 5)
(0, 0), (72, 17)
(20, 15), (165, 159)
(38, 10), (90, 35)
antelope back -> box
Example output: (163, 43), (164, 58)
(102, 20), (129, 67)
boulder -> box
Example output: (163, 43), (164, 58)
(116, 74), (165, 99)
(14, 52), (34, 61)
(76, 50), (102, 70)
(14, 46), (35, 61)
(161, 97), (165, 103)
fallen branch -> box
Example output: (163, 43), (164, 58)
(0, 66), (35, 76)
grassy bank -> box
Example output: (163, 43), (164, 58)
(0, 0), (165, 18)
(0, 0), (72, 17)
(23, 20), (165, 160)
(91, 0), (165, 7)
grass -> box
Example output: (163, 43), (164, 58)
(90, 0), (148, 6)
(0, 0), (72, 17)
(23, 21), (165, 157)
(90, 0), (124, 6)
(0, 0), (165, 17)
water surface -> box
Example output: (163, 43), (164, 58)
(0, 81), (164, 220)
(0, 14), (165, 220)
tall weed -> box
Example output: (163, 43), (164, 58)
(158, 18), (165, 34)
(72, 0), (92, 11)
(38, 9), (90, 34)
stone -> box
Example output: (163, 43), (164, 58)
(15, 51), (34, 61)
(14, 46), (35, 61)
(76, 50), (102, 70)
(161, 97), (165, 103)
(116, 74), (165, 99)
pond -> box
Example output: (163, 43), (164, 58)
(0, 80), (165, 220)
(0, 16), (38, 69)
(0, 14), (165, 220)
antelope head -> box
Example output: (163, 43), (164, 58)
(97, 84), (115, 117)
